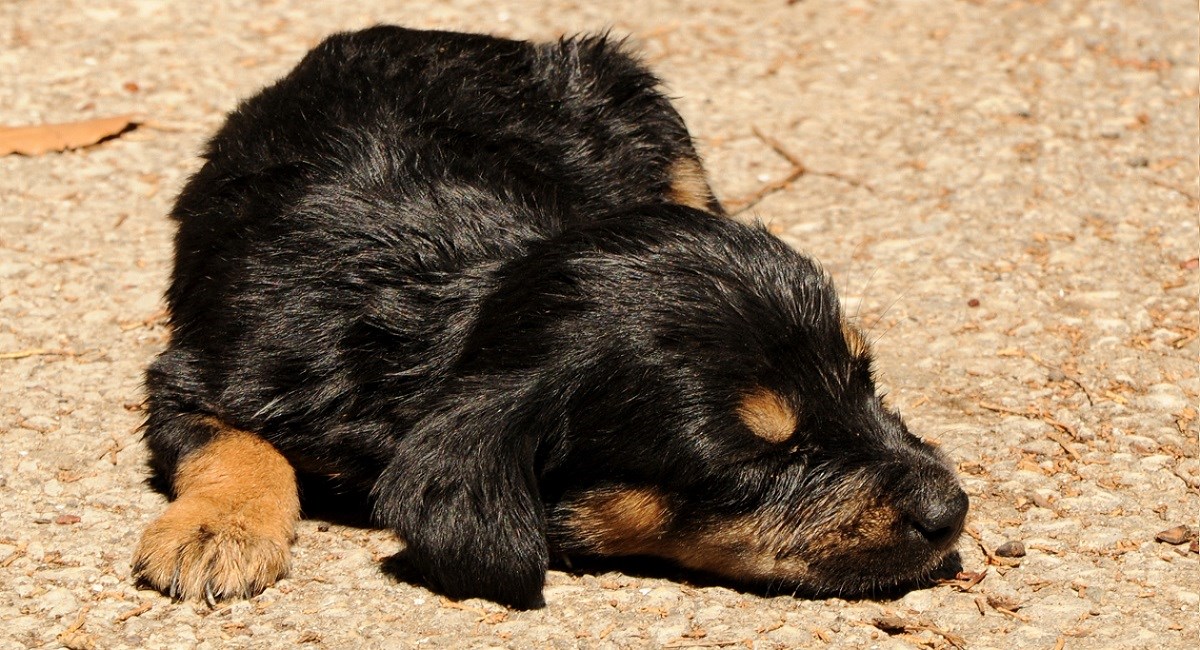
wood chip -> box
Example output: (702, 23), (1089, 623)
(1155, 525), (1195, 545)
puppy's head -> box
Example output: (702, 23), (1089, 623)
(532, 208), (966, 596)
(378, 206), (966, 606)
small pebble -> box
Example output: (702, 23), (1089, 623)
(872, 616), (909, 633)
(995, 541), (1026, 558)
(1155, 525), (1194, 545)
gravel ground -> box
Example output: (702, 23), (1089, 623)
(2, 1), (1197, 648)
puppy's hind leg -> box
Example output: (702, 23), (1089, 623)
(133, 416), (299, 604)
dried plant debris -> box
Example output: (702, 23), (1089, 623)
(1155, 525), (1196, 546)
(0, 115), (137, 156)
(871, 615), (966, 649)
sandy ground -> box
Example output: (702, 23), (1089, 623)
(1, 1), (1197, 648)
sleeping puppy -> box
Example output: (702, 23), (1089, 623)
(133, 25), (967, 609)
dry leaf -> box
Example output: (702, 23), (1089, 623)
(0, 115), (136, 156)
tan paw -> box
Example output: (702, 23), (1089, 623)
(133, 427), (299, 604)
(133, 495), (294, 603)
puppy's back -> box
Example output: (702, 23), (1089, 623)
(151, 27), (722, 486)
(179, 26), (716, 229)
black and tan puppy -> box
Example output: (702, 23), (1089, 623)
(133, 26), (967, 609)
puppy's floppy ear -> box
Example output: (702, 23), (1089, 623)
(372, 383), (550, 609)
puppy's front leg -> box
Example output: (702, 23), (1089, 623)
(133, 421), (299, 603)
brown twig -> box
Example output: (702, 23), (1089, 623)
(0, 348), (69, 360)
(871, 615), (966, 649)
(1029, 356), (1094, 406)
(1046, 430), (1082, 461)
(978, 402), (1080, 458)
(1145, 176), (1199, 203)
(991, 604), (1031, 623)
(663, 640), (742, 648)
(113, 601), (153, 624)
(752, 126), (875, 193)
(937, 568), (989, 591)
(964, 527), (1021, 567)
(752, 126), (806, 169)
(56, 606), (95, 650)
(977, 402), (1027, 417)
(0, 541), (28, 568)
(119, 309), (169, 332)
(728, 127), (876, 215)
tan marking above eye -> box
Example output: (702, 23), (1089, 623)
(841, 319), (870, 358)
(738, 388), (797, 443)
(666, 155), (716, 211)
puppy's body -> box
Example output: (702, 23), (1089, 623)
(137, 26), (966, 609)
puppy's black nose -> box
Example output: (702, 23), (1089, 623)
(907, 487), (968, 548)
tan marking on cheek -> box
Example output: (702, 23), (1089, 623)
(671, 504), (900, 586)
(738, 388), (797, 443)
(666, 155), (717, 211)
(841, 319), (870, 358)
(132, 421), (299, 602)
(564, 488), (670, 555)
(668, 515), (781, 579)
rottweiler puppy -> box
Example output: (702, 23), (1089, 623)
(133, 25), (967, 609)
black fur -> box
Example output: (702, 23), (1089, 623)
(143, 26), (966, 609)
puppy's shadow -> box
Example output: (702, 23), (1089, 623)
(551, 551), (964, 601)
(297, 475), (375, 528)
(295, 475), (967, 603)
(378, 547), (965, 603)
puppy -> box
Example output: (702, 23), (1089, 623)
(133, 26), (967, 609)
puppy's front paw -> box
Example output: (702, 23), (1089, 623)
(133, 495), (294, 604)
(133, 427), (300, 604)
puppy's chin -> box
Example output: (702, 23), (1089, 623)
(765, 542), (964, 598)
(544, 484), (964, 602)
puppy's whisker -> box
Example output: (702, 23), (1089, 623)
(851, 263), (881, 322)
(863, 282), (913, 345)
